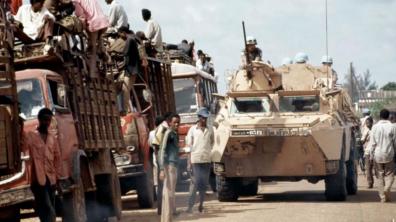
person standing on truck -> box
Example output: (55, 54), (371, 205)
(142, 8), (163, 53)
(117, 26), (141, 114)
(152, 112), (173, 215)
(13, 0), (55, 46)
(104, 0), (128, 32)
(159, 114), (181, 222)
(186, 107), (214, 213)
(72, 0), (109, 78)
(25, 108), (62, 222)
(369, 109), (396, 202)
(320, 55), (338, 88)
(362, 116), (374, 188)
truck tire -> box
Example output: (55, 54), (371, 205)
(216, 176), (239, 202)
(325, 160), (347, 201)
(110, 165), (122, 219)
(136, 164), (155, 208)
(62, 178), (87, 222)
(238, 179), (258, 196)
(0, 206), (20, 222)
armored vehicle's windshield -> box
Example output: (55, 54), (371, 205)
(279, 95), (320, 112)
(173, 78), (197, 113)
(230, 97), (270, 114)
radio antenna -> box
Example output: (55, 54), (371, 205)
(325, 0), (330, 88)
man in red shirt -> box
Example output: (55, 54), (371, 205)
(26, 108), (62, 222)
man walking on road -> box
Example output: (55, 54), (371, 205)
(370, 109), (396, 202)
(25, 108), (62, 222)
(186, 107), (214, 213)
(159, 114), (181, 222)
(362, 116), (374, 188)
(152, 112), (173, 215)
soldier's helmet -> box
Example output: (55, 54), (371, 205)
(246, 36), (257, 45)
(294, 52), (309, 63)
(281, 57), (293, 65)
(321, 55), (333, 65)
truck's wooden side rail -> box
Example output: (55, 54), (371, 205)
(64, 58), (124, 151)
(0, 0), (20, 175)
(145, 57), (175, 128)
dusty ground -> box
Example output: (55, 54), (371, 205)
(22, 172), (396, 222)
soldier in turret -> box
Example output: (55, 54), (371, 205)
(321, 55), (338, 88)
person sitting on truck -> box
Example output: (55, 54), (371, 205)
(13, 0), (55, 47)
(72, 0), (109, 78)
(196, 50), (210, 73)
(104, 0), (128, 33)
(25, 108), (62, 222)
(321, 55), (338, 88)
(142, 8), (163, 53)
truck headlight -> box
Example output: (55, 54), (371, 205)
(114, 153), (132, 166)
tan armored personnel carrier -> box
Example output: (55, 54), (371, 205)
(212, 61), (359, 202)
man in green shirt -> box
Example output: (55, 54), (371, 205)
(159, 114), (180, 222)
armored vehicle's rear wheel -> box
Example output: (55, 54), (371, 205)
(346, 137), (358, 195)
(216, 175), (239, 202)
(238, 179), (258, 196)
(346, 155), (358, 195)
(325, 159), (347, 201)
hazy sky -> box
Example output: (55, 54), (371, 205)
(22, 0), (396, 92)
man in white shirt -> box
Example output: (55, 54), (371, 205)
(105, 0), (128, 32)
(142, 8), (163, 53)
(369, 109), (396, 202)
(14, 0), (55, 44)
(186, 107), (214, 213)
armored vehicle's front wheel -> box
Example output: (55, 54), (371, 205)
(238, 179), (259, 196)
(325, 160), (347, 201)
(216, 175), (239, 202)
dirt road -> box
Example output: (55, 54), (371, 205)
(120, 173), (396, 222)
(22, 173), (396, 222)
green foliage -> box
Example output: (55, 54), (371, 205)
(369, 98), (396, 119)
(381, 82), (396, 91)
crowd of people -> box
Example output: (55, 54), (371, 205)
(359, 108), (396, 203)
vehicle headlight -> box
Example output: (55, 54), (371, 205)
(114, 153), (132, 166)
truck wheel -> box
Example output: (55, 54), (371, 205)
(0, 206), (20, 222)
(325, 160), (347, 201)
(238, 179), (258, 196)
(62, 178), (87, 222)
(216, 175), (239, 202)
(136, 164), (155, 208)
(110, 165), (122, 219)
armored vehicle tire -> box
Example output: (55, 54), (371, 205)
(238, 179), (259, 196)
(62, 177), (87, 222)
(137, 164), (155, 208)
(346, 156), (358, 195)
(216, 175), (239, 202)
(325, 160), (347, 201)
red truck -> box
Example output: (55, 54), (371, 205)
(0, 14), (123, 222)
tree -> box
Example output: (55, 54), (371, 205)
(358, 69), (377, 90)
(381, 82), (396, 91)
(342, 65), (377, 103)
